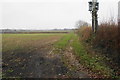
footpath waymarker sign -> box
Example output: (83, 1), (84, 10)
(88, 0), (99, 33)
(118, 1), (120, 26)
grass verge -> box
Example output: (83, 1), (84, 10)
(71, 34), (118, 78)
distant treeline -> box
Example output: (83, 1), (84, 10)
(1, 29), (73, 34)
(2, 32), (70, 34)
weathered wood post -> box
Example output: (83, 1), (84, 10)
(89, 0), (99, 33)
(118, 1), (120, 65)
(118, 1), (120, 26)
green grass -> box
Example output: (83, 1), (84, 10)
(70, 34), (116, 78)
(54, 33), (115, 78)
(54, 33), (73, 52)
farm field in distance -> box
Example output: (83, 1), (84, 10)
(2, 33), (71, 78)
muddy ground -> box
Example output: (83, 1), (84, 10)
(2, 36), (89, 78)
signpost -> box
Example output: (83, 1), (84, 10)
(118, 1), (120, 26)
(89, 0), (99, 33)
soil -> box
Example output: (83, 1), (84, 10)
(59, 40), (89, 78)
(2, 37), (89, 78)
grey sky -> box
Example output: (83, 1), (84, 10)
(0, 0), (119, 30)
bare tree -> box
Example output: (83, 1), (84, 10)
(75, 20), (89, 28)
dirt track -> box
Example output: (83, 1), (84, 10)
(2, 36), (89, 78)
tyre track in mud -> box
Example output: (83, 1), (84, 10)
(3, 35), (89, 78)
(21, 39), (89, 78)
(25, 41), (69, 78)
(55, 39), (89, 78)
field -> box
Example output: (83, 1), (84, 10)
(2, 33), (87, 78)
(2, 32), (119, 78)
(2, 33), (68, 78)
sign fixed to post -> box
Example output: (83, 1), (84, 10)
(118, 1), (120, 25)
(88, 0), (99, 33)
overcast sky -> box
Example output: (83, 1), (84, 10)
(0, 0), (119, 30)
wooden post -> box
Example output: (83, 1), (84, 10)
(118, 1), (120, 26)
(89, 0), (99, 33)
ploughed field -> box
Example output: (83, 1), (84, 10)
(2, 33), (90, 78)
(2, 33), (68, 78)
(2, 33), (117, 78)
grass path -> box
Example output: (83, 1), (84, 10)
(53, 33), (89, 78)
(54, 33), (118, 78)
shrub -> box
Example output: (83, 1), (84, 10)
(77, 22), (120, 66)
(77, 26), (92, 42)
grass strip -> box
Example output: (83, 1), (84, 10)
(71, 34), (117, 78)
(54, 33), (73, 53)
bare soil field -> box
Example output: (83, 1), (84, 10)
(2, 34), (68, 78)
(2, 33), (89, 78)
